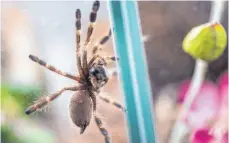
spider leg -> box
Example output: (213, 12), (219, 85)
(89, 89), (111, 143)
(75, 9), (81, 53)
(94, 113), (111, 143)
(98, 95), (126, 112)
(77, 1), (100, 77)
(82, 50), (88, 76)
(88, 54), (118, 67)
(88, 90), (97, 111)
(88, 54), (101, 66)
(29, 55), (83, 83)
(77, 53), (85, 79)
(25, 85), (86, 115)
(92, 29), (112, 55)
(103, 56), (119, 65)
(75, 9), (85, 79)
(84, 1), (100, 46)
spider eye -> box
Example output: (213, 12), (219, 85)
(94, 69), (100, 74)
(89, 68), (99, 76)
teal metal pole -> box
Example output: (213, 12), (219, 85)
(107, 1), (156, 143)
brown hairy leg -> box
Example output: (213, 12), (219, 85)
(91, 29), (112, 55)
(75, 9), (84, 78)
(29, 55), (83, 83)
(84, 1), (100, 46)
(98, 94), (126, 112)
(82, 50), (88, 76)
(88, 54), (118, 67)
(94, 113), (111, 143)
(81, 1), (100, 76)
(25, 85), (86, 115)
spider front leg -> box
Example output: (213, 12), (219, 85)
(77, 53), (85, 78)
(88, 54), (118, 67)
(75, 9), (85, 78)
(84, 0), (100, 46)
(91, 29), (112, 55)
(29, 55), (83, 83)
(82, 50), (88, 76)
(25, 85), (86, 115)
(81, 1), (100, 76)
(94, 113), (111, 143)
(104, 56), (119, 65)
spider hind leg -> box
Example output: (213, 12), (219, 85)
(94, 114), (111, 143)
(98, 95), (126, 112)
(25, 86), (85, 115)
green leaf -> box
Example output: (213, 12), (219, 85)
(183, 22), (227, 61)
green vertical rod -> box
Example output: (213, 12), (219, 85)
(107, 1), (141, 143)
(107, 1), (156, 143)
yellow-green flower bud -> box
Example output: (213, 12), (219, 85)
(182, 22), (227, 62)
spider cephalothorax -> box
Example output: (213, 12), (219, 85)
(25, 1), (126, 143)
(89, 64), (109, 89)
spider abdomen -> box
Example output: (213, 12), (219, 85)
(69, 90), (93, 134)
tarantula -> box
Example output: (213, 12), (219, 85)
(25, 1), (126, 143)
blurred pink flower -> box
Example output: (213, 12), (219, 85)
(178, 80), (220, 129)
(217, 71), (228, 106)
(178, 71), (228, 143)
(210, 71), (228, 142)
(222, 132), (228, 143)
(190, 128), (214, 143)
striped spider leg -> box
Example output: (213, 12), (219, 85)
(25, 85), (86, 115)
(92, 29), (112, 55)
(81, 0), (100, 77)
(28, 55), (83, 83)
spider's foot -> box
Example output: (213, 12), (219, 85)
(25, 107), (34, 115)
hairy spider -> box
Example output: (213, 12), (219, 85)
(25, 1), (125, 143)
